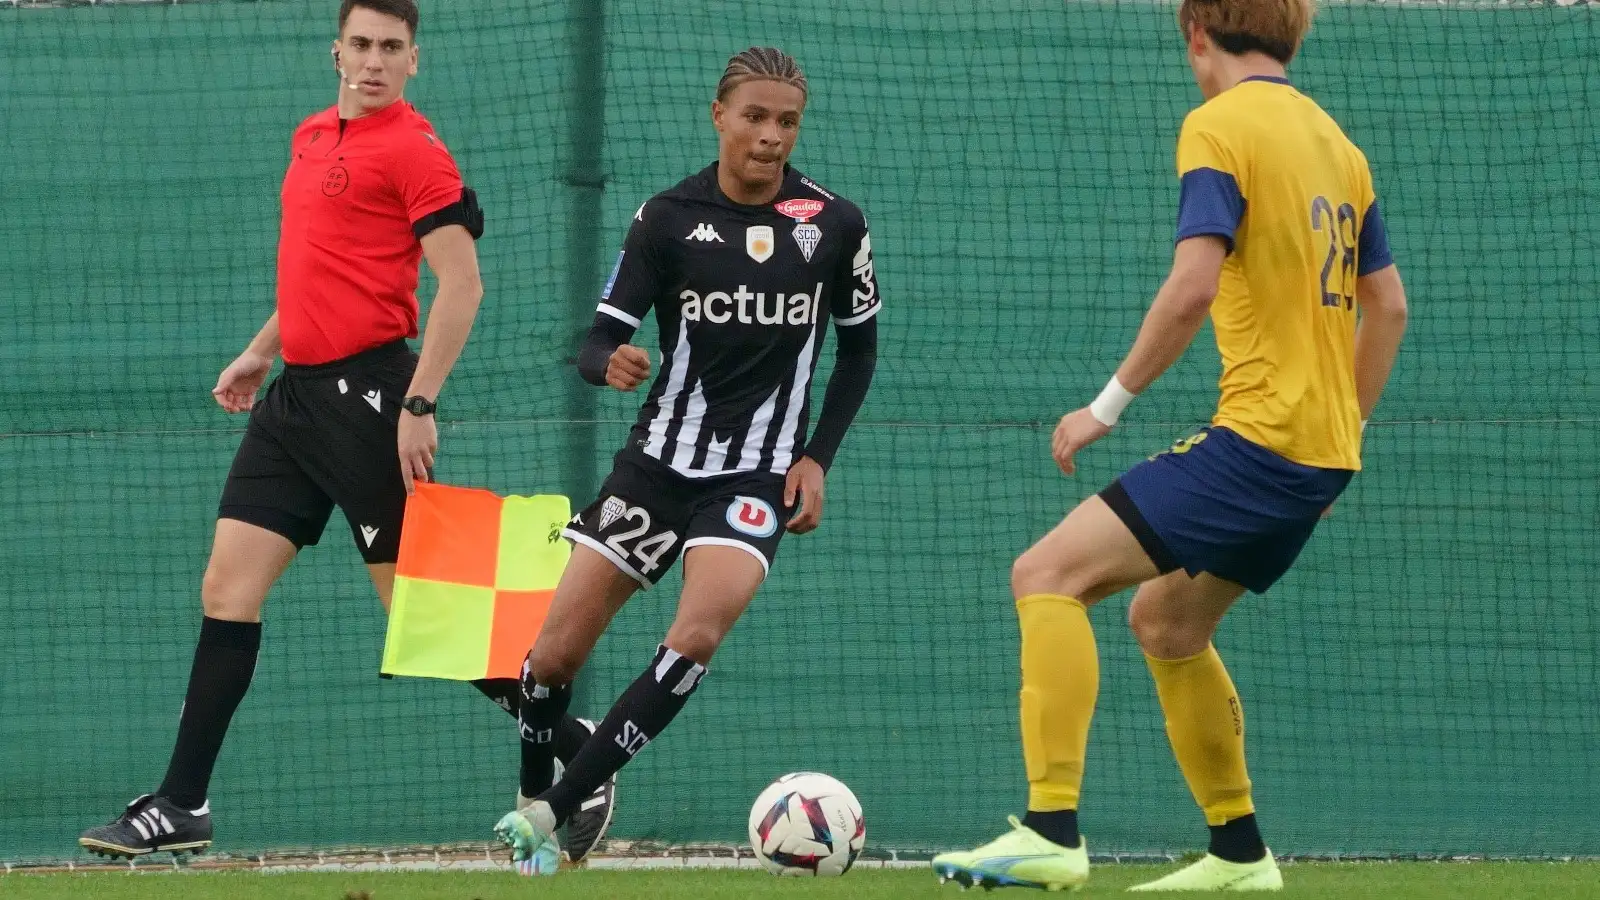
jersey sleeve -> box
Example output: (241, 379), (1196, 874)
(831, 211), (880, 327)
(1174, 118), (1247, 252)
(1357, 198), (1394, 275)
(596, 202), (671, 328)
(389, 130), (466, 226)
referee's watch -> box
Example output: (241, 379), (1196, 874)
(400, 395), (437, 417)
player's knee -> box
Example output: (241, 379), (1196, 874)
(1011, 547), (1056, 598)
(526, 644), (584, 687)
(1012, 546), (1103, 603)
(1127, 602), (1208, 658)
(663, 621), (726, 665)
(199, 562), (262, 621)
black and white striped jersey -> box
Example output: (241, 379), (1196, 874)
(596, 163), (880, 478)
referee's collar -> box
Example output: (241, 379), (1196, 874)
(340, 98), (411, 129)
(1240, 75), (1291, 86)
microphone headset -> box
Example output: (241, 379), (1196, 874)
(332, 49), (361, 90)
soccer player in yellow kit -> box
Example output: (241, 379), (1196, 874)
(933, 0), (1409, 892)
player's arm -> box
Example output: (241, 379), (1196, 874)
(1052, 120), (1238, 475)
(1097, 126), (1241, 419)
(1352, 200), (1407, 422)
(391, 132), (487, 491)
(801, 318), (878, 473)
(212, 312), (282, 413)
(408, 223), (486, 403)
(1111, 236), (1226, 395)
(393, 219), (484, 493)
(787, 219), (882, 534)
(804, 222), (881, 474)
(1052, 238), (1223, 474)
(578, 203), (669, 391)
(244, 311), (282, 359)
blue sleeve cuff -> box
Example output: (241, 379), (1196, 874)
(1175, 168), (1245, 252)
(1357, 199), (1394, 275)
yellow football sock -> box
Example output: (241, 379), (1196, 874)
(1145, 645), (1255, 826)
(1016, 593), (1098, 813)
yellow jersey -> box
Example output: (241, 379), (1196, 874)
(1174, 76), (1393, 471)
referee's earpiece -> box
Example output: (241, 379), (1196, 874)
(332, 48), (359, 91)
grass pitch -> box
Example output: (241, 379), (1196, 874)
(5, 862), (1600, 899)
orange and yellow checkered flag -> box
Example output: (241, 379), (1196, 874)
(380, 481), (570, 681)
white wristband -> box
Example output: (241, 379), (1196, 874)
(1089, 376), (1137, 427)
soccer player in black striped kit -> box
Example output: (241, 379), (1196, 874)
(495, 47), (881, 873)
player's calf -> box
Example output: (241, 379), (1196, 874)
(78, 794), (213, 859)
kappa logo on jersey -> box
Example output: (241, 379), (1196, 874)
(634, 202), (645, 222)
(726, 496), (779, 538)
(679, 283), (824, 325)
(599, 496), (627, 530)
(851, 233), (877, 312)
(686, 223), (724, 243)
(746, 225), (775, 263)
(792, 223), (822, 262)
(775, 198), (825, 221)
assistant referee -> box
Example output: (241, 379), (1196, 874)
(80, 0), (499, 858)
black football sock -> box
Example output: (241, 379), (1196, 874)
(156, 617), (262, 810)
(470, 678), (520, 718)
(519, 661), (573, 798)
(1022, 809), (1080, 849)
(538, 644), (707, 825)
(553, 713), (593, 765)
(1209, 813), (1267, 863)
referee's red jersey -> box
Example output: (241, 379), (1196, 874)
(276, 100), (465, 365)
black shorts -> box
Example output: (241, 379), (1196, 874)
(564, 447), (792, 589)
(218, 340), (417, 564)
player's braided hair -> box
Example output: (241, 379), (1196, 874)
(715, 47), (808, 102)
(1178, 0), (1314, 65)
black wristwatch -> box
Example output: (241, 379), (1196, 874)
(400, 395), (437, 416)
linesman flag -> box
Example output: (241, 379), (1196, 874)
(380, 481), (571, 681)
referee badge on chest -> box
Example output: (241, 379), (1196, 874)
(792, 223), (822, 262)
(746, 226), (775, 263)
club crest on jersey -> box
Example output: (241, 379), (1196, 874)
(774, 198), (825, 222)
(599, 496), (627, 531)
(746, 226), (775, 263)
(726, 496), (778, 538)
(792, 223), (822, 262)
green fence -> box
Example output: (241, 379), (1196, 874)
(2, 0), (1596, 864)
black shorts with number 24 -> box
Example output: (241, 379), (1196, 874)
(563, 447), (792, 588)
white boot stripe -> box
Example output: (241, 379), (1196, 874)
(580, 795), (606, 811)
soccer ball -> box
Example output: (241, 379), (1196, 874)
(747, 772), (866, 877)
